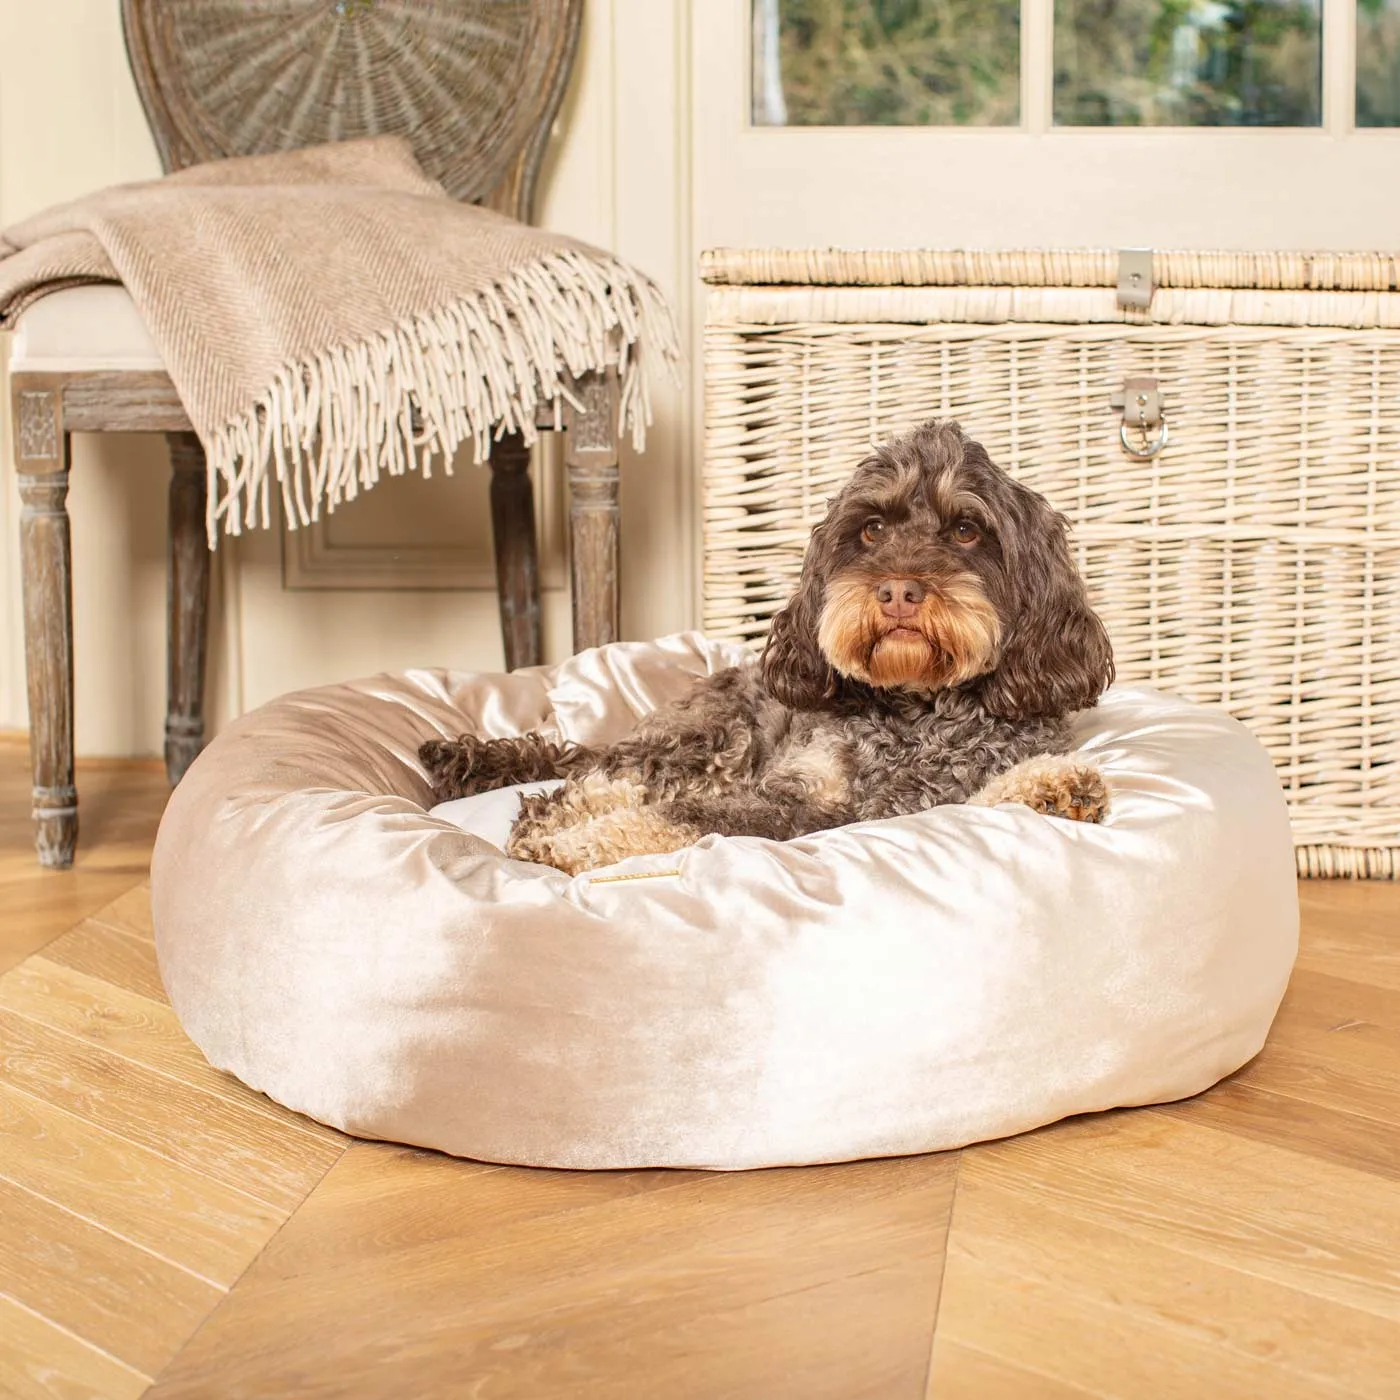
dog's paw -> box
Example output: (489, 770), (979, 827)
(418, 734), (490, 800)
(420, 732), (581, 803)
(970, 755), (1109, 824)
(508, 776), (698, 875)
(1028, 761), (1109, 823)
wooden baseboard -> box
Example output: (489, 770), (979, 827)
(0, 732), (163, 769)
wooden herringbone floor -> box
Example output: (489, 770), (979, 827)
(1, 732), (1397, 1398)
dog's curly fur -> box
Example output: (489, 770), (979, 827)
(420, 420), (1116, 873)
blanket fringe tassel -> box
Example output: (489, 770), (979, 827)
(204, 248), (680, 544)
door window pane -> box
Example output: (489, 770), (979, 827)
(752, 0), (1020, 127)
(1359, 0), (1400, 125)
(1054, 1), (1322, 126)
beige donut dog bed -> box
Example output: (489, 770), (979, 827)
(151, 633), (1299, 1171)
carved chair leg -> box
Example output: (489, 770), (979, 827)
(564, 369), (621, 653)
(488, 431), (542, 671)
(14, 384), (77, 868)
(166, 432), (211, 785)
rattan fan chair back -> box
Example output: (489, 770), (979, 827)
(121, 0), (583, 221)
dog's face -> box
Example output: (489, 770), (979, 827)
(761, 420), (1114, 720)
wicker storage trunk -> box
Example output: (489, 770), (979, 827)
(700, 248), (1400, 878)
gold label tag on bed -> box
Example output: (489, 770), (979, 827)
(588, 869), (683, 885)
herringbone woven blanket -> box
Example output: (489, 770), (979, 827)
(0, 137), (677, 543)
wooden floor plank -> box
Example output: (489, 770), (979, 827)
(934, 1243), (1357, 1400)
(936, 1168), (1400, 1398)
(1296, 883), (1400, 991)
(0, 958), (213, 1085)
(1233, 1037), (1400, 1128)
(41, 918), (167, 1002)
(89, 884), (156, 942)
(0, 953), (345, 1143)
(0, 1080), (285, 1287)
(0, 1177), (219, 1377)
(0, 1292), (149, 1400)
(1271, 968), (1400, 1042)
(0, 877), (152, 980)
(968, 1112), (1400, 1321)
(926, 1341), (1107, 1399)
(0, 742), (168, 976)
(1159, 1079), (1400, 1180)
(144, 1148), (958, 1400)
(232, 1142), (696, 1285)
(0, 1010), (341, 1212)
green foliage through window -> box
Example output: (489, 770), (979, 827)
(1054, 0), (1322, 127)
(1358, 0), (1400, 126)
(752, 0), (1020, 127)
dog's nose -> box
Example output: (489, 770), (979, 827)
(875, 578), (926, 620)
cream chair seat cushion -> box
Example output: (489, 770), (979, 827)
(8, 285), (164, 372)
(150, 633), (1300, 1171)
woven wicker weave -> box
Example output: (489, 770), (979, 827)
(121, 0), (581, 219)
(702, 249), (1400, 879)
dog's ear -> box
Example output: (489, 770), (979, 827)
(760, 526), (839, 709)
(978, 492), (1114, 722)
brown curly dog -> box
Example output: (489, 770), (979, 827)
(421, 419), (1115, 874)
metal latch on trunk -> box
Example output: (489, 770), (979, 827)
(1111, 376), (1169, 458)
(1116, 248), (1155, 310)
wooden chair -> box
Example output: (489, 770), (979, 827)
(8, 0), (626, 870)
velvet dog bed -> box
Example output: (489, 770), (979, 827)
(150, 633), (1299, 1170)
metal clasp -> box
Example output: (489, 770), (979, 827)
(1116, 248), (1154, 310)
(1110, 376), (1169, 458)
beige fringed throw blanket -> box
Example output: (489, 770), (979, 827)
(0, 137), (678, 543)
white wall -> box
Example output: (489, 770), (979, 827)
(0, 0), (695, 756)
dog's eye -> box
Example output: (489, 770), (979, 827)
(952, 519), (981, 546)
(860, 518), (885, 545)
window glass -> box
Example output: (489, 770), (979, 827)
(1358, 0), (1400, 126)
(1055, 1), (1322, 127)
(752, 0), (1021, 127)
